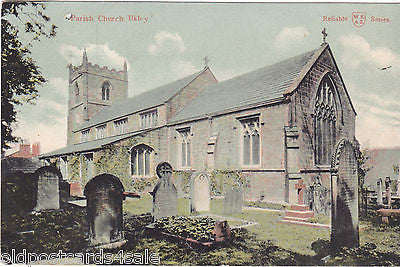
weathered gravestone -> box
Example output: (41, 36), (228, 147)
(377, 178), (383, 206)
(224, 187), (243, 215)
(84, 174), (125, 247)
(190, 172), (211, 213)
(151, 162), (177, 220)
(330, 139), (359, 249)
(385, 176), (392, 208)
(34, 166), (62, 211)
(306, 176), (330, 215)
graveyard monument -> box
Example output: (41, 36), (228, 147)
(224, 187), (243, 215)
(190, 172), (211, 213)
(385, 176), (392, 208)
(377, 178), (383, 206)
(151, 162), (178, 220)
(34, 166), (63, 211)
(330, 139), (359, 249)
(84, 173), (125, 247)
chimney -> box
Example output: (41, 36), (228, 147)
(32, 142), (40, 157)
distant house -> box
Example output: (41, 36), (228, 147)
(40, 43), (357, 206)
(7, 142), (40, 159)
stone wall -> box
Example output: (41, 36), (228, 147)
(289, 47), (356, 203)
(168, 103), (289, 202)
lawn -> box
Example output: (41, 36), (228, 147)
(1, 196), (399, 265)
(124, 197), (329, 255)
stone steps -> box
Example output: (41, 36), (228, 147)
(280, 203), (322, 228)
(290, 204), (310, 211)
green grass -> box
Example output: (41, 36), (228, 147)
(124, 197), (329, 255)
(123, 195), (190, 216)
(2, 196), (400, 265)
(308, 214), (331, 225)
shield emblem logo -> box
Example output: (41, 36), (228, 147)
(352, 12), (367, 27)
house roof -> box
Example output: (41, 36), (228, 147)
(76, 68), (208, 131)
(170, 45), (327, 123)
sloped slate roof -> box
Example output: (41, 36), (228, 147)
(76, 69), (206, 131)
(39, 129), (146, 158)
(170, 45), (325, 123)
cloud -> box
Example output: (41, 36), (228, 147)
(169, 60), (197, 78)
(148, 31), (186, 56)
(13, 119), (67, 154)
(59, 43), (129, 70)
(274, 26), (310, 52)
(13, 76), (69, 153)
(339, 34), (400, 73)
(356, 111), (400, 149)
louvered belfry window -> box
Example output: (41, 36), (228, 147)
(314, 75), (337, 165)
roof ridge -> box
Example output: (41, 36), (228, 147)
(164, 66), (211, 103)
(75, 68), (205, 131)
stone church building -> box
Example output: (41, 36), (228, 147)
(41, 42), (356, 207)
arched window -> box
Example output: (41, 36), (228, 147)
(101, 81), (111, 101)
(314, 75), (337, 165)
(239, 116), (260, 166)
(130, 144), (153, 176)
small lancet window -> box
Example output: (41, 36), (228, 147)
(101, 81), (111, 101)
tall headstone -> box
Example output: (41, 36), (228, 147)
(151, 162), (177, 220)
(376, 178), (383, 206)
(330, 139), (359, 249)
(190, 172), (211, 213)
(224, 187), (243, 215)
(34, 166), (62, 211)
(84, 174), (125, 247)
(385, 176), (391, 208)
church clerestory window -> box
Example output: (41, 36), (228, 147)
(177, 128), (191, 168)
(101, 81), (111, 101)
(239, 116), (260, 166)
(130, 144), (153, 176)
(314, 75), (337, 165)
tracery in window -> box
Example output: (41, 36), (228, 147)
(239, 117), (260, 166)
(314, 75), (337, 165)
(130, 144), (153, 176)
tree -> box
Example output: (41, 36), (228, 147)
(1, 2), (56, 154)
(354, 139), (371, 218)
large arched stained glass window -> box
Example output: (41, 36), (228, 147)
(314, 75), (337, 165)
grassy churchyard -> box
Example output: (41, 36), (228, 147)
(2, 195), (400, 265)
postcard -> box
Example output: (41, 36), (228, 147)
(1, 1), (399, 265)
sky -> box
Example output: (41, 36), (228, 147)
(7, 2), (400, 154)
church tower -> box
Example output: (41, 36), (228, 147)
(67, 49), (128, 145)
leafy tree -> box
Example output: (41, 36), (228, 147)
(1, 2), (56, 154)
(354, 139), (371, 218)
